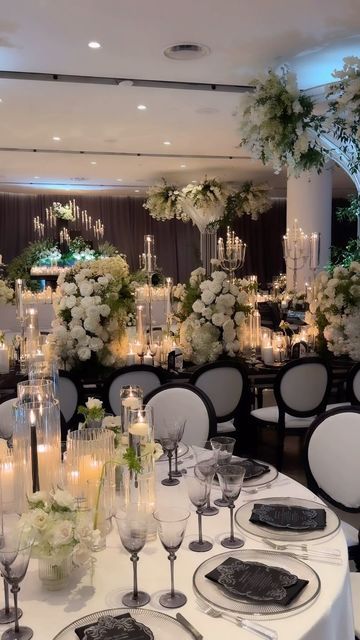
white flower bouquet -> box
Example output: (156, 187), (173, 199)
(175, 267), (252, 364)
(78, 397), (106, 426)
(307, 261), (360, 361)
(50, 255), (134, 369)
(52, 202), (76, 222)
(239, 68), (325, 175)
(0, 279), (14, 304)
(180, 178), (228, 232)
(19, 489), (98, 566)
(143, 179), (189, 222)
(224, 181), (271, 222)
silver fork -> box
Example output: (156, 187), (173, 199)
(262, 538), (341, 557)
(198, 601), (278, 640)
(242, 479), (290, 494)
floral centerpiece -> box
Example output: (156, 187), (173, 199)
(19, 489), (98, 588)
(0, 279), (14, 304)
(239, 68), (326, 175)
(174, 267), (251, 364)
(78, 397), (106, 427)
(52, 202), (76, 221)
(38, 246), (62, 266)
(50, 256), (134, 369)
(181, 178), (228, 232)
(143, 179), (189, 222)
(306, 262), (360, 360)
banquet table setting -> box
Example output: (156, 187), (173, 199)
(13, 452), (354, 640)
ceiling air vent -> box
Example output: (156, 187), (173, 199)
(163, 43), (210, 60)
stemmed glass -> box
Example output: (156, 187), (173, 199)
(210, 437), (236, 507)
(115, 510), (150, 607)
(216, 462), (246, 549)
(157, 418), (186, 487)
(172, 420), (186, 478)
(153, 507), (190, 608)
(186, 468), (213, 552)
(193, 445), (219, 516)
(0, 513), (22, 626)
(0, 521), (33, 640)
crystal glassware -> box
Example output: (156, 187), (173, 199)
(157, 418), (186, 487)
(185, 469), (213, 552)
(193, 445), (219, 516)
(120, 386), (143, 435)
(16, 379), (54, 404)
(0, 514), (22, 626)
(153, 507), (190, 608)
(216, 462), (246, 549)
(210, 436), (236, 507)
(0, 521), (33, 640)
(171, 417), (186, 478)
(27, 359), (59, 399)
(115, 509), (150, 607)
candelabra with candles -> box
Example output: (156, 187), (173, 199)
(139, 235), (157, 344)
(33, 199), (105, 245)
(282, 219), (309, 292)
(217, 227), (246, 282)
(309, 232), (321, 281)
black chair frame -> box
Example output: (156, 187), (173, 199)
(347, 362), (360, 406)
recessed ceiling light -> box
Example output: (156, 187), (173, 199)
(134, 189), (140, 193)
(180, 164), (186, 168)
(137, 104), (147, 110)
(192, 180), (197, 183)
(88, 41), (101, 49)
(33, 176), (40, 179)
(52, 136), (61, 141)
(163, 43), (210, 60)
(116, 178), (123, 182)
(163, 141), (171, 145)
(90, 161), (97, 165)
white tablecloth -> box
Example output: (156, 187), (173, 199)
(18, 463), (354, 640)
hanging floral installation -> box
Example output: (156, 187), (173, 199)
(223, 181), (271, 223)
(142, 179), (189, 222)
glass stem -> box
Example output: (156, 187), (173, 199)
(229, 502), (235, 541)
(174, 446), (179, 473)
(131, 552), (139, 599)
(11, 583), (20, 634)
(169, 552), (176, 598)
(197, 509), (203, 544)
(3, 579), (9, 614)
(167, 451), (173, 481)
(206, 495), (211, 509)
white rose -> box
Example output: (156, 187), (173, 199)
(78, 346), (91, 361)
(89, 337), (104, 352)
(102, 416), (121, 429)
(86, 305), (101, 319)
(70, 326), (86, 341)
(70, 306), (84, 320)
(84, 317), (99, 333)
(99, 304), (111, 317)
(234, 311), (245, 326)
(211, 271), (227, 282)
(192, 300), (205, 313)
(52, 489), (76, 511)
(86, 397), (103, 410)
(28, 491), (48, 506)
(63, 282), (77, 295)
(201, 290), (215, 305)
(30, 508), (49, 531)
(49, 520), (74, 547)
(97, 276), (109, 287)
(79, 282), (94, 297)
(212, 312), (226, 326)
(64, 295), (77, 309)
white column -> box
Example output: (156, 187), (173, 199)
(286, 165), (332, 291)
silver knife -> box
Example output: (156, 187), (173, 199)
(176, 613), (203, 640)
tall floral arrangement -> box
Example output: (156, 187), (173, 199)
(52, 202), (76, 221)
(326, 57), (360, 173)
(181, 178), (228, 232)
(0, 279), (14, 304)
(50, 256), (134, 369)
(143, 179), (189, 221)
(174, 267), (251, 364)
(306, 262), (360, 361)
(239, 68), (326, 175)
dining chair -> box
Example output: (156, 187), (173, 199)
(103, 364), (168, 415)
(189, 360), (251, 446)
(144, 382), (217, 446)
(351, 571), (360, 639)
(0, 396), (16, 440)
(59, 370), (84, 427)
(250, 357), (332, 470)
(347, 362), (360, 406)
(304, 406), (360, 570)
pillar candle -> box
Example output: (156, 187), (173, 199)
(0, 346), (9, 373)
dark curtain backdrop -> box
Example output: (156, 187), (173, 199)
(0, 192), (354, 285)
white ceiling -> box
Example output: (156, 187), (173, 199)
(0, 0), (359, 196)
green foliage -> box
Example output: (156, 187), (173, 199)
(97, 242), (119, 257)
(123, 447), (142, 473)
(329, 239), (360, 270)
(7, 240), (54, 290)
(336, 195), (360, 223)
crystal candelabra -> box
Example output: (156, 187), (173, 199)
(282, 219), (309, 292)
(139, 235), (157, 344)
(33, 199), (105, 243)
(217, 227), (246, 282)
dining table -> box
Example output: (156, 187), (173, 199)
(15, 452), (354, 640)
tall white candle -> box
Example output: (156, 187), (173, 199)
(0, 346), (9, 373)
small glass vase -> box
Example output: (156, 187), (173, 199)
(38, 555), (73, 590)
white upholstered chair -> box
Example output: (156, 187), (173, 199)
(251, 357), (331, 470)
(144, 383), (217, 446)
(304, 406), (360, 570)
(189, 360), (251, 437)
(350, 572), (360, 639)
(103, 365), (168, 416)
(59, 371), (83, 426)
(0, 398), (16, 440)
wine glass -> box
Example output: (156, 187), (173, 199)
(216, 462), (246, 549)
(185, 469), (213, 552)
(156, 418), (185, 486)
(210, 436), (236, 507)
(170, 418), (186, 478)
(192, 444), (219, 516)
(0, 513), (22, 626)
(153, 507), (190, 608)
(0, 524), (33, 640)
(114, 509), (150, 607)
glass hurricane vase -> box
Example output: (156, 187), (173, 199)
(38, 556), (73, 591)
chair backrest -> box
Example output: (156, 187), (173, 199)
(0, 398), (15, 439)
(347, 363), (360, 405)
(189, 360), (250, 422)
(274, 357), (331, 418)
(144, 383), (217, 446)
(304, 406), (360, 512)
(59, 371), (82, 424)
(103, 365), (167, 415)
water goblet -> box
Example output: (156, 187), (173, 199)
(216, 462), (246, 549)
(193, 445), (219, 516)
(115, 509), (150, 607)
(185, 469), (213, 552)
(171, 418), (186, 478)
(157, 418), (185, 486)
(153, 507), (190, 608)
(210, 436), (236, 507)
(0, 538), (33, 640)
(0, 515), (22, 626)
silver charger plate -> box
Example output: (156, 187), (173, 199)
(52, 607), (195, 639)
(156, 441), (189, 462)
(235, 496), (340, 542)
(213, 456), (278, 488)
(193, 549), (320, 619)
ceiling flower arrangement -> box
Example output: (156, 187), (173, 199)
(239, 67), (326, 175)
(142, 179), (189, 222)
(223, 181), (271, 223)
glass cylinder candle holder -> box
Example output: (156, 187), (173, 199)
(25, 307), (40, 354)
(120, 386), (143, 434)
(143, 235), (156, 273)
(0, 448), (15, 513)
(28, 359), (59, 399)
(119, 450), (156, 541)
(128, 406), (154, 447)
(17, 379), (54, 404)
(272, 332), (287, 363)
(0, 345), (9, 374)
(13, 399), (62, 511)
